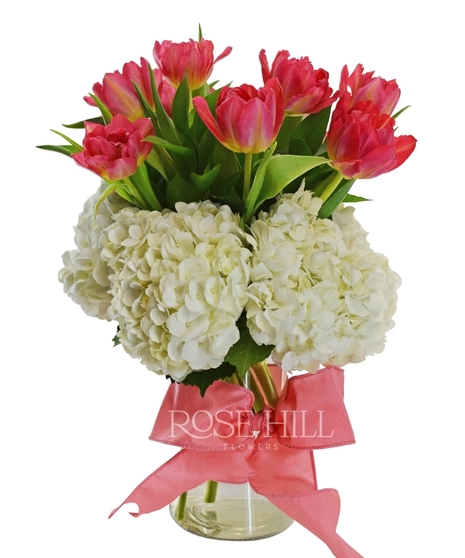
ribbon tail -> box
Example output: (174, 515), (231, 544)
(109, 447), (250, 519)
(266, 489), (363, 558)
(109, 449), (213, 518)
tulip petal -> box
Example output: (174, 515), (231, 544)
(392, 135), (417, 169)
(237, 97), (274, 153)
(214, 46), (233, 64)
(107, 157), (137, 181)
(192, 96), (228, 146)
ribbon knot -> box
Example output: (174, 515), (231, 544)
(252, 405), (275, 435)
(110, 366), (364, 558)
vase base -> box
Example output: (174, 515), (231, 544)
(171, 493), (293, 541)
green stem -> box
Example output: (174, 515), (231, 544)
(319, 171), (344, 202)
(245, 371), (266, 413)
(123, 176), (148, 208)
(127, 165), (163, 211)
(251, 361), (279, 408)
(204, 481), (219, 503)
(242, 153), (253, 201)
(176, 491), (187, 521)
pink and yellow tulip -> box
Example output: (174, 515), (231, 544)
(336, 64), (401, 117)
(72, 115), (154, 181)
(327, 100), (416, 179)
(259, 49), (337, 116)
(153, 38), (232, 91)
(84, 58), (175, 120)
(193, 78), (285, 154)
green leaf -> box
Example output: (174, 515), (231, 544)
(133, 81), (158, 124)
(145, 148), (170, 181)
(115, 186), (138, 205)
(209, 139), (239, 184)
(225, 315), (273, 376)
(178, 361), (236, 396)
(50, 129), (82, 151)
(318, 178), (355, 219)
(210, 184), (245, 215)
(275, 115), (301, 152)
(288, 138), (312, 156)
(246, 154), (329, 219)
(126, 163), (162, 211)
(87, 93), (112, 124)
(112, 326), (121, 347)
(171, 74), (191, 134)
(149, 63), (180, 145)
(63, 116), (105, 129)
(392, 104), (411, 120)
(189, 164), (221, 195)
(146, 135), (194, 157)
(303, 166), (334, 194)
(243, 144), (276, 222)
(36, 144), (80, 157)
(291, 107), (331, 155)
(166, 173), (199, 208)
(343, 194), (371, 203)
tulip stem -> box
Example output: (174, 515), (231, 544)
(251, 361), (279, 408)
(319, 171), (344, 202)
(122, 177), (147, 208)
(242, 153), (253, 202)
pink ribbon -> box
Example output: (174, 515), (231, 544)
(110, 366), (364, 558)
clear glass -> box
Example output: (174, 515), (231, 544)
(169, 364), (293, 541)
(169, 481), (293, 540)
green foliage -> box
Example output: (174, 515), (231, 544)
(318, 178), (355, 219)
(225, 314), (273, 377)
(176, 361), (236, 396)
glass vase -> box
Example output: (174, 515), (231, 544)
(168, 363), (293, 540)
(169, 481), (293, 540)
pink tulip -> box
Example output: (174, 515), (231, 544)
(84, 58), (175, 120)
(326, 101), (416, 179)
(153, 38), (232, 90)
(336, 63), (401, 117)
(192, 79), (284, 154)
(259, 49), (337, 115)
(72, 115), (154, 181)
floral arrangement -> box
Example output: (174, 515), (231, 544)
(43, 28), (415, 394)
(41, 27), (415, 557)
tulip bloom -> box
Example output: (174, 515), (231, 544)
(72, 116), (154, 181)
(259, 49), (337, 115)
(84, 58), (175, 120)
(193, 78), (285, 154)
(153, 38), (232, 90)
(337, 64), (401, 117)
(327, 101), (416, 179)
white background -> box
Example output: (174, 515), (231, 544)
(2, 1), (463, 556)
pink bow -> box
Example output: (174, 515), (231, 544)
(110, 366), (364, 558)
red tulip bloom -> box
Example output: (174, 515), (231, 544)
(337, 63), (401, 117)
(327, 101), (416, 179)
(84, 58), (175, 120)
(153, 38), (232, 90)
(193, 78), (285, 154)
(259, 49), (337, 115)
(72, 116), (154, 181)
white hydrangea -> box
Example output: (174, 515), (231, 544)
(58, 182), (129, 320)
(100, 200), (252, 381)
(246, 189), (401, 372)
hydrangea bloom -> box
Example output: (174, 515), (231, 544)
(100, 201), (252, 381)
(58, 183), (128, 320)
(246, 189), (401, 372)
